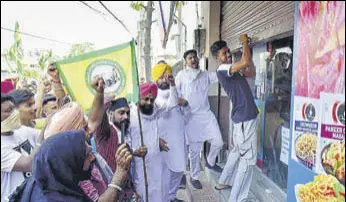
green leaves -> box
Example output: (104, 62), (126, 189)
(65, 42), (95, 59)
(38, 49), (53, 70)
(130, 1), (145, 11)
(174, 1), (185, 8)
(9, 21), (24, 75)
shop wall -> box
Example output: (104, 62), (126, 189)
(201, 1), (231, 149)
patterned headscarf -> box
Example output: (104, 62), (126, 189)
(44, 102), (86, 139)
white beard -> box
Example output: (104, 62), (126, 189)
(156, 89), (170, 107)
(158, 89), (170, 99)
(185, 66), (201, 81)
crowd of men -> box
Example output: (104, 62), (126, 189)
(1, 34), (259, 202)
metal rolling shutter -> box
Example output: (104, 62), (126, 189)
(221, 1), (295, 51)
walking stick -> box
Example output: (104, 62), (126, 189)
(137, 105), (149, 202)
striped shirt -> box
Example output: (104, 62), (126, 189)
(93, 113), (119, 172)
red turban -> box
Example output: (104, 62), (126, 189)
(140, 82), (158, 99)
(1, 79), (14, 93)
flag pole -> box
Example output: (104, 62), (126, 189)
(137, 106), (149, 202)
(133, 39), (149, 202)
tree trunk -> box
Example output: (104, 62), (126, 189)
(144, 1), (154, 81)
(162, 1), (175, 49)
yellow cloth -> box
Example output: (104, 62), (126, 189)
(151, 64), (173, 82)
(35, 118), (46, 130)
(1, 110), (21, 133)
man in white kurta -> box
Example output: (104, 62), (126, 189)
(175, 49), (224, 189)
(127, 81), (179, 202)
(152, 63), (187, 202)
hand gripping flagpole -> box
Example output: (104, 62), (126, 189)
(132, 38), (149, 202)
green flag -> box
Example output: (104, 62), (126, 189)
(56, 40), (140, 112)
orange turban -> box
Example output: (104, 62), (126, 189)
(44, 102), (86, 139)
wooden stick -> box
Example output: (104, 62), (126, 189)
(137, 105), (149, 202)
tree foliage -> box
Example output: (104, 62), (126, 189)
(65, 42), (95, 59)
(130, 1), (145, 11)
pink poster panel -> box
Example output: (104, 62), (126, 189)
(295, 1), (345, 98)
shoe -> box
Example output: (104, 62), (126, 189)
(214, 184), (232, 190)
(170, 198), (185, 202)
(178, 174), (186, 189)
(205, 161), (223, 173)
(190, 177), (203, 189)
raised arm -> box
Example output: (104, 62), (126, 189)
(88, 77), (105, 133)
(35, 78), (46, 119)
(156, 75), (179, 115)
(229, 35), (254, 74)
(47, 64), (66, 106)
(208, 72), (219, 85)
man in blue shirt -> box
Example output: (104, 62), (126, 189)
(210, 34), (259, 202)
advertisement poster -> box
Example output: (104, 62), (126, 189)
(287, 2), (345, 202)
(316, 93), (345, 184)
(291, 96), (320, 171)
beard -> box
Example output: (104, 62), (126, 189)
(140, 104), (154, 115)
(158, 82), (170, 90)
(114, 119), (130, 133)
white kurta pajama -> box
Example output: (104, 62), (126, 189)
(156, 89), (187, 202)
(127, 87), (179, 202)
(175, 68), (224, 180)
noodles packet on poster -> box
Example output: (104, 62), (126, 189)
(316, 92), (345, 185)
(291, 96), (320, 171)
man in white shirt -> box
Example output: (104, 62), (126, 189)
(152, 63), (188, 202)
(175, 50), (224, 189)
(1, 93), (41, 202)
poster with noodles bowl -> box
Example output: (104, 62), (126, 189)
(316, 92), (345, 186)
(291, 96), (320, 171)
